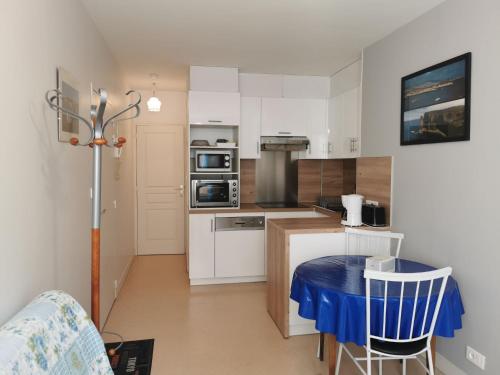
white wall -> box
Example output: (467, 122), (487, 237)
(135, 90), (187, 125)
(0, 0), (135, 328)
(361, 0), (500, 373)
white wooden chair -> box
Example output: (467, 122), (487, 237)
(345, 228), (404, 258)
(335, 267), (452, 375)
(317, 228), (405, 361)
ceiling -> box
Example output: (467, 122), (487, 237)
(81, 0), (445, 91)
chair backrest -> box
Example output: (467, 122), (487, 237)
(364, 267), (452, 349)
(345, 228), (404, 258)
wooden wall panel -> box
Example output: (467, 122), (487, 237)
(356, 156), (392, 225)
(342, 159), (357, 195)
(297, 160), (322, 203)
(322, 160), (344, 197)
(240, 159), (256, 203)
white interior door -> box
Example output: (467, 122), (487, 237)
(137, 125), (185, 255)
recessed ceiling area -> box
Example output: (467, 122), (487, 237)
(81, 0), (446, 90)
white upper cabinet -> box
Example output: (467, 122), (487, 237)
(240, 97), (262, 159)
(261, 98), (309, 136)
(282, 75), (330, 99)
(300, 99), (329, 159)
(328, 59), (362, 159)
(239, 73), (283, 98)
(190, 66), (239, 92)
(188, 91), (241, 126)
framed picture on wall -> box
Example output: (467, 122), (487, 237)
(400, 52), (471, 145)
(56, 67), (80, 143)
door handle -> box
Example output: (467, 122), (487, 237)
(174, 185), (184, 197)
(278, 131), (291, 135)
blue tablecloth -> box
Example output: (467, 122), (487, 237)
(290, 256), (464, 346)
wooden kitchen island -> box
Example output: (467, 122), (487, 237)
(266, 212), (348, 338)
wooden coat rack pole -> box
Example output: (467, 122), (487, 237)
(46, 88), (141, 329)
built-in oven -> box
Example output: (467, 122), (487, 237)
(195, 150), (232, 172)
(191, 179), (239, 208)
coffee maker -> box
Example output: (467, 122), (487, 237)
(341, 194), (364, 226)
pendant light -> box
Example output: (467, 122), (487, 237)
(147, 74), (162, 112)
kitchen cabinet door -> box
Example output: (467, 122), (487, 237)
(188, 91), (240, 125)
(240, 97), (262, 159)
(328, 87), (361, 158)
(188, 214), (215, 279)
(261, 98), (308, 137)
(300, 99), (329, 159)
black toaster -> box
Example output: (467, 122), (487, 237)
(362, 204), (386, 227)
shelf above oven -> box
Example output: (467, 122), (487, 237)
(190, 146), (239, 149)
(190, 172), (239, 175)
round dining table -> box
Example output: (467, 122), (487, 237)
(290, 255), (464, 374)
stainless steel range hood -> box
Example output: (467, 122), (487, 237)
(260, 136), (310, 152)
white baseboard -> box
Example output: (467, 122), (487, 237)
(436, 353), (467, 375)
(190, 276), (266, 286)
(116, 255), (135, 298)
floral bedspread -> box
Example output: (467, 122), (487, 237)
(0, 290), (113, 375)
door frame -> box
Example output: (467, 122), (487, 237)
(134, 123), (187, 255)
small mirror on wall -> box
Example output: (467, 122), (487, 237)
(400, 52), (471, 146)
(56, 67), (80, 143)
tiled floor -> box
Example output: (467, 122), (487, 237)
(103, 255), (440, 375)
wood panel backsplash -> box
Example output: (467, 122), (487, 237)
(240, 159), (256, 203)
(298, 159), (357, 203)
(322, 160), (344, 197)
(297, 160), (322, 203)
(356, 156), (392, 225)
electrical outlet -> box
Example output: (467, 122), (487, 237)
(366, 200), (379, 206)
(466, 346), (486, 370)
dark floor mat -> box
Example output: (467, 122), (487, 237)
(105, 339), (154, 375)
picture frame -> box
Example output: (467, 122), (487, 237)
(56, 67), (80, 143)
(400, 52), (471, 146)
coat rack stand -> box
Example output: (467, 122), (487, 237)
(46, 88), (141, 329)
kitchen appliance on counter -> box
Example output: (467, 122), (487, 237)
(341, 194), (364, 226)
(191, 179), (238, 208)
(318, 196), (345, 213)
(195, 150), (232, 172)
(362, 204), (386, 227)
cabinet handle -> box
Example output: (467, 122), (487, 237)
(328, 143), (333, 153)
(208, 120), (222, 123)
(278, 131), (291, 135)
(211, 219), (214, 232)
(257, 141), (260, 155)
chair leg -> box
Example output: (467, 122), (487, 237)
(335, 344), (343, 375)
(378, 357), (382, 375)
(367, 351), (372, 375)
(317, 333), (325, 361)
(402, 358), (406, 375)
(427, 348), (435, 375)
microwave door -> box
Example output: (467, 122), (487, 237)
(198, 154), (222, 168)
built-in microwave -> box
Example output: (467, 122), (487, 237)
(195, 150), (232, 172)
(191, 179), (239, 208)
